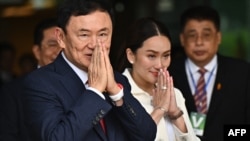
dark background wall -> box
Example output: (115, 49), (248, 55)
(0, 0), (249, 75)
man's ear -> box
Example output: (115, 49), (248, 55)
(55, 27), (66, 49)
(217, 31), (222, 45)
(126, 48), (135, 64)
(179, 33), (185, 48)
(32, 45), (40, 61)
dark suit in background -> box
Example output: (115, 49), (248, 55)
(169, 54), (250, 141)
(0, 18), (60, 141)
(0, 77), (30, 141)
(168, 6), (250, 141)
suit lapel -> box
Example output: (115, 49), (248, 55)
(170, 58), (197, 113)
(53, 54), (85, 101)
(178, 67), (197, 113)
(206, 55), (226, 125)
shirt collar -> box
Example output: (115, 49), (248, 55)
(186, 55), (217, 74)
(123, 68), (148, 95)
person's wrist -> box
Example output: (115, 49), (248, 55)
(109, 83), (123, 102)
(168, 109), (183, 120)
(109, 83), (123, 95)
(155, 107), (167, 116)
(117, 83), (123, 89)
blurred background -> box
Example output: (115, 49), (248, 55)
(0, 0), (249, 76)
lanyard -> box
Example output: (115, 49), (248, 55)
(188, 65), (216, 94)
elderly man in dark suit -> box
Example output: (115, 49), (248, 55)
(21, 0), (156, 141)
(168, 6), (250, 141)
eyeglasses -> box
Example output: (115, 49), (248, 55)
(184, 31), (217, 42)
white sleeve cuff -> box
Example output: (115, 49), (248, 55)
(109, 88), (124, 101)
(87, 87), (105, 99)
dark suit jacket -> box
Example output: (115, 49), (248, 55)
(22, 54), (156, 141)
(0, 76), (31, 141)
(168, 54), (250, 141)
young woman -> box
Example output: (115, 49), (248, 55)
(116, 17), (200, 141)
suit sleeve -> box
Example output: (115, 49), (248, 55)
(22, 69), (156, 141)
(22, 72), (113, 141)
(112, 73), (157, 141)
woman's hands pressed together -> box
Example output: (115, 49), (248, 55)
(151, 69), (183, 123)
(150, 69), (187, 132)
(152, 69), (179, 114)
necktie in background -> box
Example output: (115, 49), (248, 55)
(194, 68), (207, 114)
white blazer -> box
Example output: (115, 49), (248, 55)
(123, 68), (200, 141)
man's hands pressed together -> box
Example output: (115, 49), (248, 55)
(88, 40), (122, 105)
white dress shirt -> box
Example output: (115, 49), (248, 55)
(185, 55), (217, 109)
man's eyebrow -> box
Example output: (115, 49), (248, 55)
(202, 28), (213, 32)
(99, 27), (109, 32)
(185, 29), (196, 34)
(79, 28), (90, 32)
(78, 27), (109, 32)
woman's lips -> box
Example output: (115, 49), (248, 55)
(152, 72), (158, 77)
